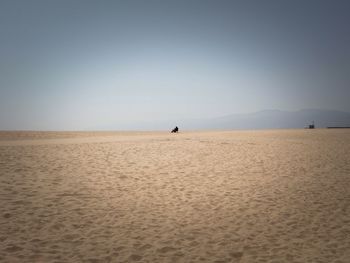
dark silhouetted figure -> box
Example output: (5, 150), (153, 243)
(171, 126), (179, 133)
(308, 121), (315, 129)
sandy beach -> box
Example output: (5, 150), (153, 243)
(0, 129), (349, 262)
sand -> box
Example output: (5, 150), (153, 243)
(0, 129), (349, 262)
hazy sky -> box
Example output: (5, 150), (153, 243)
(1, 0), (350, 130)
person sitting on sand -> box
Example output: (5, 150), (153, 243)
(171, 126), (179, 133)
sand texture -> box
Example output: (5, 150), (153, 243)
(0, 130), (349, 262)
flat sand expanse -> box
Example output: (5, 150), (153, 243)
(0, 130), (349, 262)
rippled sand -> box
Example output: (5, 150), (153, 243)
(0, 130), (349, 262)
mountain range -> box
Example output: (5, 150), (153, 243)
(106, 109), (350, 130)
(181, 109), (350, 130)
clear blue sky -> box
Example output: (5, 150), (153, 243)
(1, 0), (350, 130)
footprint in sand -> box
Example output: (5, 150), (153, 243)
(128, 254), (143, 261)
(157, 246), (176, 253)
(229, 251), (243, 259)
(5, 245), (23, 252)
(139, 244), (152, 251)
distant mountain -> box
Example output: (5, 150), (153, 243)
(102, 109), (350, 130)
(181, 109), (350, 130)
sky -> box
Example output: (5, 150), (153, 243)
(1, 0), (350, 130)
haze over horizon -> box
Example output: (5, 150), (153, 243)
(1, 0), (350, 130)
